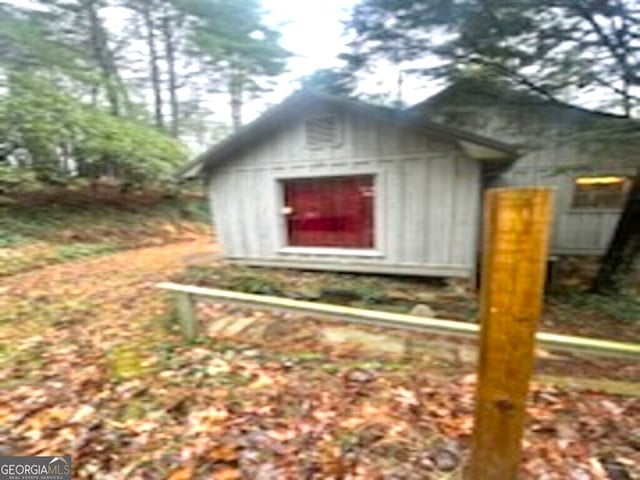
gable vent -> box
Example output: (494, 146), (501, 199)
(305, 115), (341, 149)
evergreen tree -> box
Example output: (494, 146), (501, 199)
(347, 0), (640, 293)
(0, 0), (289, 189)
(0, 2), (186, 188)
(300, 68), (357, 97)
(348, 0), (639, 114)
(175, 0), (290, 130)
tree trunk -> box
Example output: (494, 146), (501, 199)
(141, 0), (164, 130)
(161, 10), (179, 137)
(592, 167), (640, 294)
(84, 0), (123, 116)
(229, 71), (243, 131)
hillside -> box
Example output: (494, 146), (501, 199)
(0, 189), (210, 277)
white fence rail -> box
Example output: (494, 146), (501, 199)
(157, 282), (640, 360)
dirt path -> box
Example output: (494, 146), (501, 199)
(0, 237), (216, 357)
(0, 236), (215, 294)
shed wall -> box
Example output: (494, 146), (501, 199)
(423, 98), (635, 254)
(208, 105), (481, 277)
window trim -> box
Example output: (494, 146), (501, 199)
(570, 175), (631, 211)
(273, 170), (384, 257)
(278, 247), (383, 257)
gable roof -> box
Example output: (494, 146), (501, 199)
(177, 90), (519, 178)
(408, 78), (629, 120)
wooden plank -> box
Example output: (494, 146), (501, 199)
(214, 169), (241, 257)
(450, 156), (480, 266)
(159, 282), (478, 340)
(175, 293), (197, 341)
(209, 175), (229, 254)
(536, 375), (640, 398)
(383, 161), (404, 263)
(403, 158), (426, 261)
(536, 331), (640, 357)
(426, 156), (453, 264)
(156, 282), (640, 359)
(468, 187), (554, 480)
(227, 258), (471, 278)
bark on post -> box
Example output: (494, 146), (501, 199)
(468, 187), (554, 479)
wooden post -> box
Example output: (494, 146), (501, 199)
(175, 293), (197, 341)
(468, 187), (554, 479)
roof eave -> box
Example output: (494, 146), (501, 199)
(175, 90), (520, 179)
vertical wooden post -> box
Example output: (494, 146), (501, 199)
(176, 293), (197, 341)
(468, 187), (554, 479)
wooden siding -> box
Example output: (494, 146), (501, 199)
(424, 99), (634, 254)
(208, 104), (481, 277)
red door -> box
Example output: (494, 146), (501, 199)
(283, 175), (374, 248)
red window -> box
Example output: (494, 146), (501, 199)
(283, 175), (375, 248)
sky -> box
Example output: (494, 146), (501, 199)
(238, 0), (361, 121)
(263, 0), (355, 78)
(247, 0), (439, 120)
(2, 0), (441, 139)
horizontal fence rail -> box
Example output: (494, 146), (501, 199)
(157, 282), (640, 360)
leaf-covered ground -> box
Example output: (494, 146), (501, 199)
(0, 192), (209, 277)
(1, 239), (639, 479)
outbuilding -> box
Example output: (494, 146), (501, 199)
(410, 78), (638, 256)
(181, 91), (518, 279)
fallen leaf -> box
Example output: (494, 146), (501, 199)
(167, 466), (193, 480)
(214, 466), (241, 480)
(248, 371), (276, 389)
(392, 387), (419, 407)
(208, 444), (238, 463)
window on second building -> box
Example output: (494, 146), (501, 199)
(572, 175), (631, 209)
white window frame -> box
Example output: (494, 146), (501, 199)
(273, 170), (385, 257)
(570, 175), (631, 212)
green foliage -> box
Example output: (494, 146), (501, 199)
(230, 274), (283, 295)
(1, 0), (290, 168)
(179, 0), (289, 70)
(0, 231), (28, 248)
(53, 243), (120, 262)
(0, 1), (129, 112)
(178, 198), (210, 223)
(0, 73), (188, 187)
(0, 166), (39, 192)
(176, 0), (290, 101)
(0, 196), (202, 245)
(347, 0), (640, 116)
(553, 292), (640, 324)
(0, 1), (190, 190)
(0, 10), (91, 85)
(0, 195), (208, 276)
(74, 106), (188, 184)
